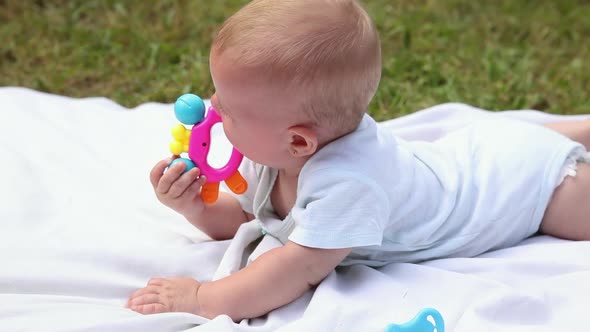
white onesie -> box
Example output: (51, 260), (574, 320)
(232, 113), (586, 266)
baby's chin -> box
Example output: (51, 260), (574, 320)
(247, 155), (291, 170)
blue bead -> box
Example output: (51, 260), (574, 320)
(169, 158), (196, 173)
(174, 94), (205, 125)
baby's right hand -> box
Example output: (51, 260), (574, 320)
(150, 158), (208, 218)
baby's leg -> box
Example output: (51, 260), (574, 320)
(544, 119), (590, 150)
(540, 162), (590, 240)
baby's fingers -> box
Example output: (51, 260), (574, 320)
(150, 158), (173, 190)
(167, 167), (202, 198)
(184, 175), (207, 200)
(156, 161), (189, 194)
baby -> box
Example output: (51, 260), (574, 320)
(127, 0), (590, 322)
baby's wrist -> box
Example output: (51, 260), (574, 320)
(181, 205), (207, 223)
(195, 282), (213, 319)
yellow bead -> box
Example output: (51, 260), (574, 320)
(185, 130), (191, 141)
(171, 124), (186, 140)
(170, 141), (183, 155)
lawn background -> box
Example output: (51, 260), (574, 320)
(1, 0), (588, 120)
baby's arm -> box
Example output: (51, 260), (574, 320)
(197, 242), (352, 321)
(187, 192), (253, 240)
(127, 242), (349, 319)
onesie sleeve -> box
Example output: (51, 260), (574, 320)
(221, 157), (259, 214)
(288, 169), (388, 249)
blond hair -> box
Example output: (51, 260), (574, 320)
(211, 0), (381, 137)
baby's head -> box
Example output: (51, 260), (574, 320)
(209, 0), (381, 167)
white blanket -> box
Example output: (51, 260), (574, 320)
(2, 87), (589, 332)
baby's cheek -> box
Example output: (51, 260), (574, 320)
(222, 126), (240, 150)
(221, 122), (231, 138)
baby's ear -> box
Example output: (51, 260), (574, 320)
(287, 125), (318, 158)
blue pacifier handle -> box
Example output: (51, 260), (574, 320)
(385, 308), (445, 332)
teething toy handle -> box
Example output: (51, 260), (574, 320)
(188, 106), (244, 183)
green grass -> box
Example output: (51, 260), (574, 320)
(1, 0), (588, 119)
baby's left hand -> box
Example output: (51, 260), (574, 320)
(127, 277), (202, 315)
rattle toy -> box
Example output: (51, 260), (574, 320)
(169, 93), (248, 204)
(385, 308), (445, 332)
